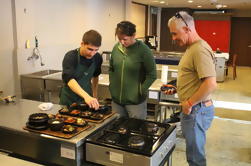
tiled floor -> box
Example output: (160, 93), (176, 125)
(1, 66), (251, 166)
(213, 66), (251, 121)
(213, 66), (251, 104)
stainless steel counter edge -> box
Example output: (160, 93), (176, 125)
(20, 71), (62, 79)
(43, 72), (63, 80)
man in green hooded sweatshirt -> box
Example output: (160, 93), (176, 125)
(109, 21), (157, 119)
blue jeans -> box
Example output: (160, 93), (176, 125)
(181, 103), (214, 166)
(112, 100), (147, 120)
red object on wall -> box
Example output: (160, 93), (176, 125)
(195, 20), (231, 52)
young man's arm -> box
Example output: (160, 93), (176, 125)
(67, 79), (99, 109)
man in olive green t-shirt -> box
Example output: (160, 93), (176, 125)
(167, 11), (217, 166)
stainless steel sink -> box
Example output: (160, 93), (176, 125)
(30, 69), (61, 76)
(21, 69), (62, 102)
(22, 69), (62, 78)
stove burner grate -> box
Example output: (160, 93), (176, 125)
(102, 133), (120, 144)
(145, 123), (159, 133)
(128, 135), (145, 148)
(118, 127), (127, 134)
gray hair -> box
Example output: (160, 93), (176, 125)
(168, 11), (195, 30)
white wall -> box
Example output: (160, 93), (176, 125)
(0, 0), (125, 96)
(15, 0), (125, 75)
(131, 3), (146, 38)
(0, 0), (16, 96)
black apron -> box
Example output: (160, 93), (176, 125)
(59, 49), (96, 106)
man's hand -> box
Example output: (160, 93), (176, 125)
(161, 84), (177, 95)
(181, 100), (192, 115)
(85, 96), (99, 110)
(67, 79), (100, 110)
(164, 88), (176, 95)
(179, 76), (217, 115)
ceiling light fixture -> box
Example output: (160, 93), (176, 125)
(160, 1), (165, 4)
(210, 0), (217, 4)
(188, 0), (193, 3)
(197, 5), (202, 8)
(215, 4), (223, 9)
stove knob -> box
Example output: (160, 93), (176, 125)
(167, 141), (171, 147)
(165, 146), (169, 152)
(160, 152), (164, 159)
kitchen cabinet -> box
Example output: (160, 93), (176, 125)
(45, 79), (63, 104)
(20, 70), (62, 103)
(21, 76), (46, 101)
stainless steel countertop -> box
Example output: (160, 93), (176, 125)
(44, 72), (63, 80)
(102, 61), (179, 71)
(0, 99), (117, 146)
(33, 62), (179, 92)
(98, 74), (163, 91)
(45, 72), (164, 92)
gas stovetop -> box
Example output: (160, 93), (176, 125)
(86, 118), (176, 156)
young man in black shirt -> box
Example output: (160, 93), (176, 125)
(60, 30), (102, 110)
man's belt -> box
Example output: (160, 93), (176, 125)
(193, 99), (213, 108)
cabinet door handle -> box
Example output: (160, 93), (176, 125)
(48, 91), (52, 101)
(40, 93), (44, 101)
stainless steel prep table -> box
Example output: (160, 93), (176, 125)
(98, 74), (163, 100)
(44, 72), (166, 104)
(0, 99), (117, 166)
(45, 72), (179, 121)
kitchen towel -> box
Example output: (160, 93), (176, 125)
(38, 102), (53, 111)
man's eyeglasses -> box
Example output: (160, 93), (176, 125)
(87, 47), (99, 52)
(175, 12), (188, 27)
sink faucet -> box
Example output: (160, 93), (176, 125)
(27, 36), (45, 66)
(27, 48), (39, 61)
